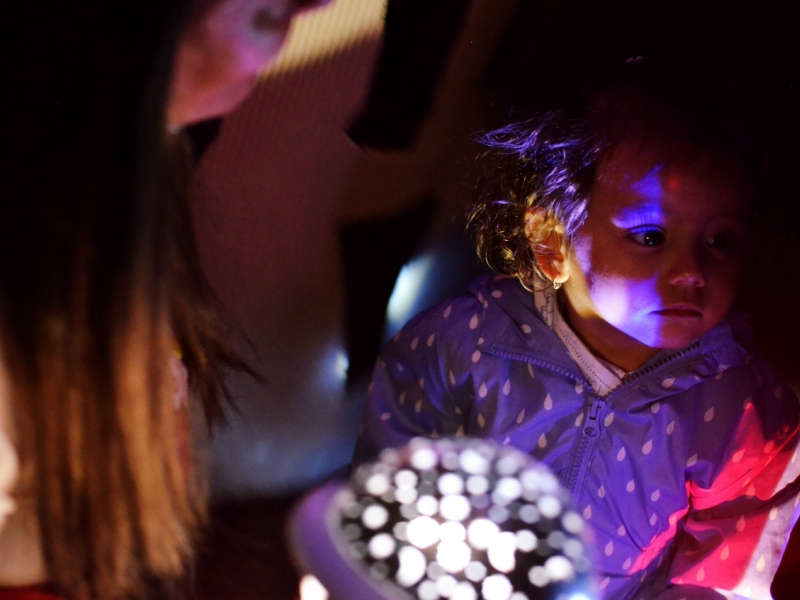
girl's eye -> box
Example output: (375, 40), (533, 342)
(706, 232), (738, 252)
(628, 228), (666, 247)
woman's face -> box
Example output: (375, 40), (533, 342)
(168, 0), (328, 128)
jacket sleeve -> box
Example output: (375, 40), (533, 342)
(655, 368), (800, 600)
(352, 300), (475, 466)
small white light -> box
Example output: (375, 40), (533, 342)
(537, 495), (562, 519)
(436, 540), (472, 573)
(518, 504), (539, 524)
(427, 561), (446, 581)
(418, 579), (439, 600)
(411, 447), (438, 470)
(520, 469), (558, 495)
(561, 511), (584, 534)
(407, 516), (439, 549)
(482, 574), (513, 600)
(451, 581), (478, 600)
(439, 521), (467, 543)
(442, 449), (461, 470)
(417, 495), (439, 516)
(488, 505), (509, 524)
(563, 538), (584, 559)
(438, 472), (465, 495)
(459, 448), (490, 475)
(493, 476), (523, 505)
(393, 521), (408, 541)
(361, 504), (389, 530)
(515, 530), (537, 553)
(365, 473), (390, 496)
(440, 495), (472, 521)
(395, 469), (419, 488)
(396, 546), (427, 587)
(436, 574), (459, 597)
(528, 565), (550, 587)
(464, 560), (488, 582)
(487, 531), (517, 573)
(395, 487), (419, 504)
(545, 555), (575, 581)
(368, 533), (396, 560)
(467, 518), (499, 550)
(400, 503), (419, 520)
(496, 453), (525, 475)
(466, 475), (489, 495)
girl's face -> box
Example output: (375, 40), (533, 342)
(168, 0), (328, 128)
(560, 137), (750, 370)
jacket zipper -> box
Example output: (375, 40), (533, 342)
(560, 395), (604, 496)
(564, 341), (703, 499)
(489, 341), (702, 500)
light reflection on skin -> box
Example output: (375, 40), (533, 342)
(542, 137), (750, 371)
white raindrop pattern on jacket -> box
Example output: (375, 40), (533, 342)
(357, 274), (800, 600)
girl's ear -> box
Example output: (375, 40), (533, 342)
(524, 208), (570, 286)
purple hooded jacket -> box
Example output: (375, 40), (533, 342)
(354, 273), (800, 599)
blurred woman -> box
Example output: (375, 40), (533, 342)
(0, 1), (326, 598)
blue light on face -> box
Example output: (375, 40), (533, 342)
(630, 165), (665, 202)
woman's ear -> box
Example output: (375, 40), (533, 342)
(524, 208), (569, 286)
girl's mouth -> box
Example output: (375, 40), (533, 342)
(654, 306), (703, 318)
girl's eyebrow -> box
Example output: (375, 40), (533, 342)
(611, 204), (665, 227)
(610, 164), (667, 226)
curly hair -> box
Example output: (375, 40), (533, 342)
(467, 109), (605, 288)
(467, 58), (756, 290)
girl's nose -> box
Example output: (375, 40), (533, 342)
(667, 249), (706, 288)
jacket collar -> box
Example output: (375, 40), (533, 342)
(468, 273), (751, 384)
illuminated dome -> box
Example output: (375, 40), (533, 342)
(289, 437), (596, 600)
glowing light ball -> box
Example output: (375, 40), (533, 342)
(288, 437), (596, 600)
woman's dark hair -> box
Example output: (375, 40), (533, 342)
(467, 57), (757, 288)
(1, 1), (247, 598)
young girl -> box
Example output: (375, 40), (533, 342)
(354, 65), (800, 599)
